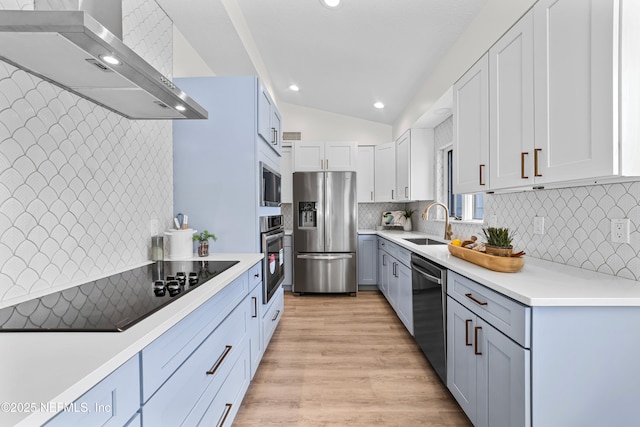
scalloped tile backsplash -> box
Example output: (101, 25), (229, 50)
(0, 0), (174, 305)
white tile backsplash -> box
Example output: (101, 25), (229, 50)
(0, 0), (174, 305)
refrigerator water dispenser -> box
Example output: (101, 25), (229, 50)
(298, 202), (317, 228)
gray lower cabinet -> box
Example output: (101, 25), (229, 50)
(447, 270), (530, 427)
(283, 235), (293, 289)
(377, 237), (413, 335)
(357, 234), (378, 286)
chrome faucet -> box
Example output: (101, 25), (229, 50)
(421, 202), (453, 240)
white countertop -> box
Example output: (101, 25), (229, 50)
(0, 253), (263, 427)
(369, 230), (640, 307)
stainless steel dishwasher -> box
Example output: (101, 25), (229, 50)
(411, 253), (447, 384)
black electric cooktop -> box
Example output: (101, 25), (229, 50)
(0, 260), (239, 332)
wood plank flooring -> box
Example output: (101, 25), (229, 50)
(233, 291), (472, 426)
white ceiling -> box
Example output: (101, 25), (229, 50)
(159, 0), (487, 125)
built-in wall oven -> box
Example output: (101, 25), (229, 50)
(412, 253), (447, 384)
(260, 215), (285, 304)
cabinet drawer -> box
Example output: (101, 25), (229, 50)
(142, 303), (248, 426)
(378, 238), (399, 257)
(199, 339), (251, 427)
(396, 246), (411, 267)
(46, 356), (139, 427)
(448, 271), (530, 348)
(141, 272), (249, 401)
(263, 286), (284, 349)
(248, 261), (262, 288)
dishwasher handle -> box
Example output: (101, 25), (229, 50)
(411, 263), (442, 285)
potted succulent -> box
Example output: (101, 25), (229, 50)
(482, 227), (514, 256)
(403, 208), (416, 231)
(192, 230), (217, 257)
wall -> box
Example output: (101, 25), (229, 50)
(280, 102), (392, 145)
(0, 0), (174, 306)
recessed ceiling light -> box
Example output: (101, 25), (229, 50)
(175, 105), (186, 112)
(374, 102), (385, 109)
(100, 54), (120, 65)
(320, 0), (341, 8)
(289, 84), (300, 92)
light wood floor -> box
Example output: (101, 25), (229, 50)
(234, 291), (472, 426)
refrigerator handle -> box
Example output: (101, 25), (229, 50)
(297, 254), (353, 261)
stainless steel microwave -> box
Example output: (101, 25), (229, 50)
(260, 162), (281, 207)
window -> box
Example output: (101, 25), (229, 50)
(447, 148), (483, 221)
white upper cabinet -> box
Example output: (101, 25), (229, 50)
(374, 142), (396, 202)
(257, 83), (282, 156)
(357, 145), (375, 203)
(395, 129), (434, 201)
(293, 141), (357, 172)
(533, 0), (628, 184)
(454, 53), (489, 194)
(489, 10), (535, 190)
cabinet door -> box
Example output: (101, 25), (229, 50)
(374, 142), (396, 201)
(454, 53), (489, 194)
(294, 141), (324, 171)
(395, 261), (413, 335)
(388, 261), (400, 309)
(378, 249), (389, 298)
(447, 297), (477, 423)
(489, 11), (535, 190)
(248, 284), (263, 379)
(325, 141), (357, 171)
(533, 0), (616, 183)
(476, 318), (530, 427)
(281, 145), (293, 203)
(396, 130), (410, 201)
(357, 146), (375, 202)
(257, 85), (273, 144)
(357, 235), (378, 285)
(283, 235), (293, 287)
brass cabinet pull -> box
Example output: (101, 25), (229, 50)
(465, 319), (473, 346)
(479, 164), (485, 186)
(534, 148), (542, 177)
(206, 345), (232, 375)
(320, 159), (324, 169)
(326, 159), (329, 169)
(218, 403), (233, 427)
(465, 293), (488, 306)
(521, 152), (529, 179)
(474, 326), (482, 355)
(272, 309), (281, 322)
(251, 296), (258, 318)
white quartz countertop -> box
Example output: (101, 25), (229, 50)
(370, 230), (640, 307)
(0, 253), (263, 427)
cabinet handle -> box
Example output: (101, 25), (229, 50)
(217, 403), (233, 427)
(251, 296), (258, 318)
(534, 148), (542, 177)
(521, 152), (529, 179)
(272, 309), (281, 322)
(320, 159), (324, 169)
(474, 326), (482, 355)
(465, 319), (473, 346)
(371, 191), (373, 201)
(326, 159), (329, 169)
(271, 127), (277, 145)
(391, 189), (394, 200)
(405, 186), (408, 198)
(465, 293), (488, 306)
(254, 273), (260, 278)
(382, 254), (386, 266)
(393, 262), (398, 277)
(479, 164), (485, 186)
(206, 345), (232, 375)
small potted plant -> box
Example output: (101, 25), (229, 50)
(192, 230), (217, 257)
(403, 208), (416, 231)
(482, 227), (514, 256)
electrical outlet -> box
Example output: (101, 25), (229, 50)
(488, 215), (498, 228)
(533, 216), (545, 235)
(611, 218), (630, 243)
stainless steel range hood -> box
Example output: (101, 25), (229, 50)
(0, 6), (208, 120)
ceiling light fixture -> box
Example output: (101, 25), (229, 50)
(374, 102), (385, 109)
(320, 0), (341, 8)
(100, 54), (121, 65)
(289, 84), (300, 92)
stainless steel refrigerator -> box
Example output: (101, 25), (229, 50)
(293, 171), (357, 295)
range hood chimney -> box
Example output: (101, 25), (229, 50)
(0, 0), (208, 120)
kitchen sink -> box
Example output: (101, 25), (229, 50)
(403, 238), (446, 245)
